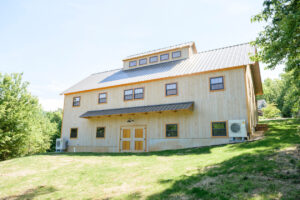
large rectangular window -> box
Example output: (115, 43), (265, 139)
(73, 97), (80, 107)
(96, 127), (105, 138)
(70, 128), (78, 138)
(166, 83), (177, 96)
(166, 124), (178, 137)
(134, 88), (144, 99)
(160, 53), (169, 61)
(139, 58), (147, 65)
(129, 60), (137, 67)
(172, 51), (181, 58)
(149, 56), (158, 63)
(210, 76), (224, 91)
(98, 93), (107, 104)
(124, 89), (133, 101)
(211, 122), (227, 137)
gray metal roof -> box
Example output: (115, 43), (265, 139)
(80, 101), (194, 118)
(124, 41), (195, 60)
(62, 43), (256, 95)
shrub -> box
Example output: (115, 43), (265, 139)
(262, 104), (281, 119)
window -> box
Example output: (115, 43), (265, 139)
(98, 93), (107, 104)
(124, 89), (133, 101)
(160, 53), (169, 61)
(211, 122), (227, 137)
(96, 127), (105, 138)
(139, 58), (147, 65)
(73, 97), (80, 107)
(172, 51), (181, 58)
(70, 128), (78, 138)
(166, 83), (177, 96)
(149, 56), (158, 63)
(210, 76), (224, 91)
(166, 124), (178, 137)
(129, 60), (137, 67)
(134, 88), (144, 99)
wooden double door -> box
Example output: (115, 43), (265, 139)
(120, 126), (146, 152)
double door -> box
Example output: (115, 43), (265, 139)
(120, 126), (146, 152)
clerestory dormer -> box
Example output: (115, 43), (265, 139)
(122, 42), (197, 70)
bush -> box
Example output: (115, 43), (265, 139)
(262, 104), (281, 119)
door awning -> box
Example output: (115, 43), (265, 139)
(80, 101), (194, 118)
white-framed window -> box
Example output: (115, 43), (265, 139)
(129, 60), (137, 67)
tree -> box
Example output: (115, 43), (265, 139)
(262, 103), (281, 119)
(0, 73), (56, 160)
(251, 0), (300, 79)
(46, 109), (62, 152)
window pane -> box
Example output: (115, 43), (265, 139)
(96, 127), (105, 138)
(210, 77), (223, 84)
(129, 61), (137, 67)
(124, 89), (133, 95)
(134, 88), (143, 94)
(70, 128), (78, 138)
(172, 51), (181, 58)
(166, 124), (178, 137)
(166, 83), (177, 96)
(166, 89), (177, 96)
(160, 54), (169, 61)
(166, 83), (176, 90)
(210, 77), (224, 91)
(139, 58), (147, 65)
(124, 94), (133, 100)
(99, 93), (106, 98)
(149, 56), (158, 63)
(212, 122), (227, 136)
(73, 97), (80, 106)
(211, 83), (224, 90)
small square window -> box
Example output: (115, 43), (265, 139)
(172, 51), (181, 58)
(139, 58), (147, 65)
(149, 56), (158, 63)
(73, 97), (80, 107)
(129, 61), (137, 67)
(160, 53), (169, 61)
(98, 93), (107, 104)
(70, 128), (78, 138)
(124, 89), (133, 101)
(96, 127), (105, 138)
(166, 124), (178, 137)
(212, 122), (227, 137)
(134, 88), (144, 99)
(210, 76), (224, 91)
(166, 83), (177, 96)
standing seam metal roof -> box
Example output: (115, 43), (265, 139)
(62, 43), (255, 95)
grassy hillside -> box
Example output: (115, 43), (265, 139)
(0, 119), (299, 200)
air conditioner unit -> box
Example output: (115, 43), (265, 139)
(228, 120), (247, 138)
(56, 138), (67, 152)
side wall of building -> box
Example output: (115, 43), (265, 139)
(61, 67), (250, 152)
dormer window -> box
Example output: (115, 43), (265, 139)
(160, 53), (169, 61)
(149, 56), (158, 63)
(139, 58), (147, 65)
(172, 51), (181, 58)
(129, 61), (137, 67)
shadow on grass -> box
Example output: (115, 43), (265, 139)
(1, 186), (57, 200)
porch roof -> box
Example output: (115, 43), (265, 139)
(80, 101), (194, 118)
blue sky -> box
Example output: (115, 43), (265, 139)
(0, 0), (283, 111)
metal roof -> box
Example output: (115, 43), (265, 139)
(124, 41), (195, 60)
(62, 43), (256, 95)
(80, 101), (194, 118)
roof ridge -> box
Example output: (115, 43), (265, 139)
(197, 42), (251, 54)
(126, 41), (194, 59)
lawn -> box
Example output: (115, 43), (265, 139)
(0, 119), (299, 200)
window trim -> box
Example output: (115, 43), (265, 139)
(139, 58), (147, 66)
(134, 87), (144, 100)
(165, 82), (178, 96)
(98, 92), (107, 104)
(160, 53), (169, 61)
(96, 126), (105, 139)
(70, 128), (78, 139)
(124, 89), (134, 101)
(165, 123), (179, 138)
(149, 56), (158, 63)
(72, 96), (81, 107)
(129, 60), (137, 67)
(211, 121), (228, 138)
(209, 76), (225, 92)
(172, 51), (181, 58)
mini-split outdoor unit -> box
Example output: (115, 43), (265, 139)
(228, 120), (247, 138)
(56, 138), (67, 152)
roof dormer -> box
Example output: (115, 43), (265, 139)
(122, 42), (197, 70)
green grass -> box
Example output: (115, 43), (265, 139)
(0, 119), (299, 200)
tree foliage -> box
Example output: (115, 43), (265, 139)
(46, 109), (62, 152)
(251, 0), (300, 79)
(262, 103), (281, 118)
(0, 73), (56, 160)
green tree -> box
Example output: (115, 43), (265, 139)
(0, 73), (56, 160)
(251, 0), (300, 79)
(262, 103), (281, 119)
(46, 109), (62, 152)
